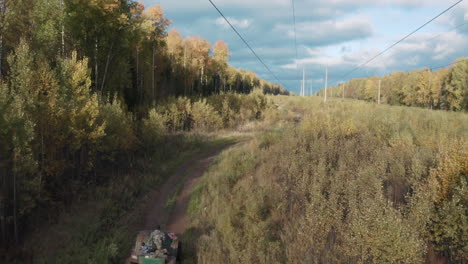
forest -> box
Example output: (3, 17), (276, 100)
(0, 0), (287, 257)
(325, 59), (468, 111)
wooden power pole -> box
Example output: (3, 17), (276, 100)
(310, 80), (313, 96)
(378, 80), (381, 104)
(342, 83), (345, 99)
(324, 65), (328, 103)
(301, 68), (305, 96)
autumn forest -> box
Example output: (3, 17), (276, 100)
(0, 0), (286, 256)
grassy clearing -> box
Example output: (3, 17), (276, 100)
(188, 96), (468, 264)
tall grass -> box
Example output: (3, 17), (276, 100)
(189, 97), (468, 263)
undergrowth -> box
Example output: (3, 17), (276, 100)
(188, 96), (468, 264)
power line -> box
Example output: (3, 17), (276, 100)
(329, 16), (467, 85)
(207, 0), (287, 89)
(291, 0), (302, 95)
(426, 20), (468, 42)
(366, 21), (468, 72)
(333, 0), (464, 85)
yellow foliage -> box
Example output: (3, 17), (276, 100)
(430, 142), (468, 202)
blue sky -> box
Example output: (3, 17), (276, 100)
(142, 0), (468, 94)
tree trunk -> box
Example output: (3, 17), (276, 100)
(136, 47), (140, 104)
(0, 34), (3, 79)
(13, 154), (17, 243)
(152, 44), (155, 101)
(200, 65), (204, 85)
(95, 36), (99, 89)
(100, 41), (114, 93)
(183, 45), (186, 68)
(0, 162), (5, 245)
(39, 120), (44, 194)
(215, 74), (218, 94)
(0, 0), (7, 79)
(60, 0), (64, 56)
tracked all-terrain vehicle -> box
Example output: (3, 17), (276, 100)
(129, 230), (181, 264)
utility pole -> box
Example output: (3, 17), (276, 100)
(378, 80), (381, 104)
(310, 79), (313, 96)
(324, 65), (328, 103)
(302, 68), (305, 96)
(300, 71), (302, 96)
(428, 68), (433, 109)
(342, 83), (345, 99)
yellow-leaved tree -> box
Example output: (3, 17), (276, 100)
(56, 51), (105, 185)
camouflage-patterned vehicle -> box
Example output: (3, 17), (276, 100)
(129, 230), (181, 264)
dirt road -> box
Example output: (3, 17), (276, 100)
(142, 143), (233, 234)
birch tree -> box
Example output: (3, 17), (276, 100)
(143, 5), (170, 101)
(0, 0), (9, 78)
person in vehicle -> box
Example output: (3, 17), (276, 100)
(139, 242), (149, 255)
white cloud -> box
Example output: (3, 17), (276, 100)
(280, 29), (468, 82)
(321, 0), (445, 7)
(215, 17), (251, 29)
(274, 16), (373, 46)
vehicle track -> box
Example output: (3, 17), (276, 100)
(142, 143), (233, 233)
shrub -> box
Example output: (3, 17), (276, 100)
(191, 99), (222, 131)
(160, 97), (193, 132)
(98, 97), (137, 161)
(141, 108), (167, 149)
(428, 144), (468, 262)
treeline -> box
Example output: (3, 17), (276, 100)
(0, 0), (287, 112)
(190, 98), (468, 263)
(0, 0), (282, 250)
(325, 58), (468, 111)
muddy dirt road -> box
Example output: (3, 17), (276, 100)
(142, 144), (232, 234)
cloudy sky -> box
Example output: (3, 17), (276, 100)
(142, 0), (468, 94)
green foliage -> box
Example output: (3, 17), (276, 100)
(0, 68), (37, 243)
(31, 0), (62, 60)
(98, 96), (137, 161)
(443, 59), (468, 111)
(430, 179), (467, 262)
(56, 51), (105, 171)
(161, 97), (193, 131)
(7, 39), (34, 99)
(191, 99), (222, 131)
(142, 93), (271, 137)
(141, 108), (167, 150)
(428, 145), (468, 262)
